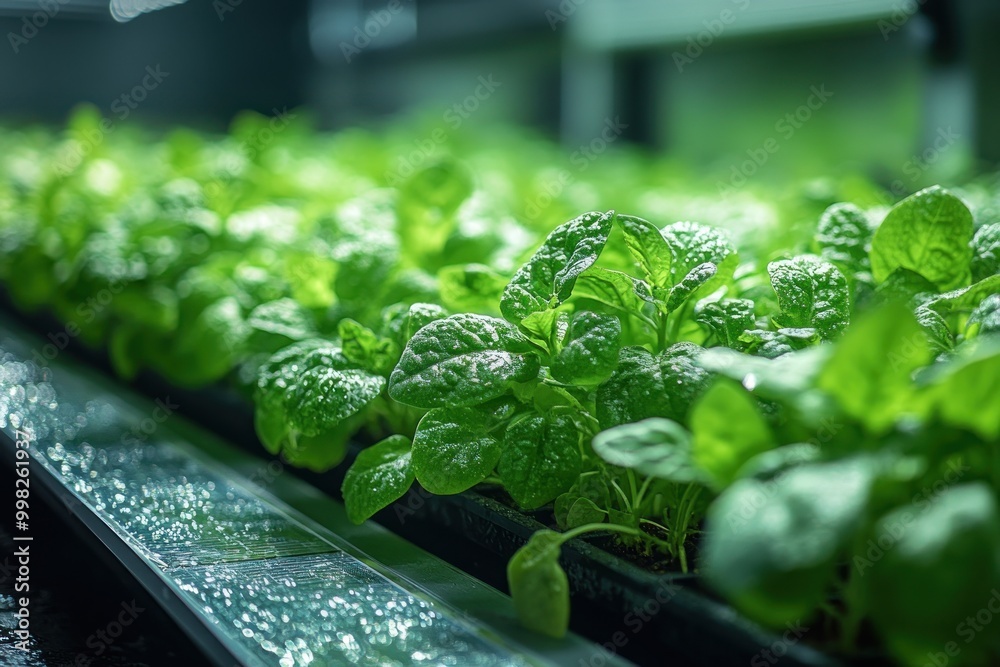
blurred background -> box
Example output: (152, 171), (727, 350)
(0, 0), (997, 191)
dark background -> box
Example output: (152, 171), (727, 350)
(0, 0), (997, 170)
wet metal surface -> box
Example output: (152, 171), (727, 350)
(43, 440), (334, 569)
(0, 325), (531, 667)
(174, 554), (520, 667)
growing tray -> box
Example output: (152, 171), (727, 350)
(0, 315), (624, 667)
(2, 300), (848, 666)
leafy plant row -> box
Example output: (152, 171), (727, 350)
(1, 113), (999, 666)
(337, 187), (1000, 667)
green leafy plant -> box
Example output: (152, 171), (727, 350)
(698, 186), (1000, 666)
(5, 111), (1000, 666)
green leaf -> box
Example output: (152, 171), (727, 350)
(551, 311), (622, 385)
(913, 305), (953, 353)
(248, 298), (315, 340)
(108, 324), (145, 380)
(333, 227), (399, 312)
(411, 407), (503, 494)
(507, 530), (570, 638)
(664, 262), (718, 313)
(660, 221), (738, 293)
(285, 365), (384, 437)
(500, 210), (614, 322)
(158, 296), (249, 387)
(337, 318), (399, 376)
(564, 497), (605, 527)
(554, 474), (611, 529)
(867, 484), (1000, 667)
(400, 157), (473, 215)
(695, 298), (756, 348)
(970, 222), (1000, 282)
(572, 267), (655, 319)
(870, 185), (974, 291)
(918, 338), (1000, 440)
(255, 339), (385, 467)
(247, 298), (316, 353)
(873, 267), (939, 304)
(767, 255), (850, 339)
(737, 328), (821, 359)
(253, 399), (288, 456)
(703, 457), (875, 628)
(437, 263), (508, 314)
(498, 414), (583, 509)
(519, 308), (562, 343)
(596, 343), (710, 429)
(592, 418), (706, 484)
(690, 380), (774, 490)
(814, 202), (873, 273)
(818, 303), (932, 434)
(698, 346), (832, 408)
(342, 435), (414, 524)
(388, 314), (541, 408)
(925, 274), (1000, 320)
(966, 294), (1000, 339)
(114, 284), (179, 333)
(396, 303), (450, 343)
(283, 252), (337, 309)
(615, 214), (673, 289)
(735, 443), (821, 480)
(381, 268), (438, 306)
(280, 419), (358, 471)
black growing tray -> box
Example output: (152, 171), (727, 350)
(2, 297), (851, 667)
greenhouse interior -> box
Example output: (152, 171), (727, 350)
(1, 0), (1000, 666)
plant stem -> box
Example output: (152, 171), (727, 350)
(546, 385), (601, 434)
(609, 479), (632, 512)
(554, 521), (675, 556)
(656, 313), (669, 350)
(626, 469), (639, 507)
(556, 522), (647, 546)
(666, 301), (691, 345)
(669, 483), (702, 574)
(633, 476), (654, 510)
(839, 535), (868, 654)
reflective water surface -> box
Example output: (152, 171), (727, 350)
(0, 331), (527, 667)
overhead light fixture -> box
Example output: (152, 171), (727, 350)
(108, 0), (189, 22)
